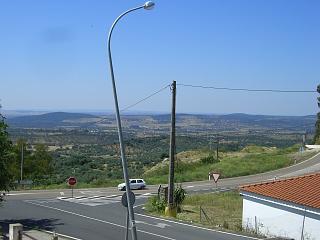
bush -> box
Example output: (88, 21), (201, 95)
(201, 154), (219, 164)
(174, 185), (186, 212)
(149, 196), (166, 213)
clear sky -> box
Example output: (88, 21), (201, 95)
(1, 0), (319, 115)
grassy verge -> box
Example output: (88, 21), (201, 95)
(179, 191), (242, 231)
(145, 191), (243, 232)
(144, 145), (317, 184)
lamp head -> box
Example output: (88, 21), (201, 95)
(144, 1), (155, 10)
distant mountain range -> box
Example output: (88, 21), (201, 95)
(5, 111), (316, 133)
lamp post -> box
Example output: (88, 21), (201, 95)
(107, 2), (155, 240)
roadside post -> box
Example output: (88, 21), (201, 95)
(121, 192), (136, 240)
(67, 176), (77, 198)
(9, 223), (23, 240)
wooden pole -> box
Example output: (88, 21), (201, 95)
(166, 80), (177, 217)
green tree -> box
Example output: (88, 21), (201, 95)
(11, 139), (27, 181)
(314, 85), (320, 144)
(0, 113), (14, 191)
(32, 144), (53, 179)
(11, 141), (53, 183)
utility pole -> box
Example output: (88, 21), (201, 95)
(20, 142), (24, 182)
(166, 80), (177, 217)
(300, 132), (306, 153)
(216, 135), (219, 161)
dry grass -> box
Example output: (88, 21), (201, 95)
(177, 191), (243, 231)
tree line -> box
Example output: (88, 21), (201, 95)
(0, 112), (53, 191)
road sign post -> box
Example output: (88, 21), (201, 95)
(121, 191), (135, 240)
(67, 177), (77, 198)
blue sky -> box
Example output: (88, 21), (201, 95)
(0, 0), (319, 115)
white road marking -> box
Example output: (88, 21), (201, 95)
(80, 190), (103, 195)
(74, 196), (86, 199)
(184, 186), (194, 188)
(24, 199), (59, 204)
(135, 213), (261, 240)
(133, 203), (145, 209)
(25, 201), (176, 240)
(7, 193), (37, 196)
(56, 194), (147, 207)
(136, 220), (170, 229)
(57, 196), (120, 207)
(142, 193), (152, 196)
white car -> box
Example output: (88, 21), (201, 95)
(117, 179), (146, 191)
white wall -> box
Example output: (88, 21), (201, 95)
(242, 194), (320, 240)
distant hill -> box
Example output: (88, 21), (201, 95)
(191, 113), (316, 131)
(7, 112), (99, 128)
(6, 111), (316, 132)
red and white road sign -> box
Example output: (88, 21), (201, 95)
(209, 172), (220, 183)
(212, 173), (220, 183)
(67, 177), (77, 186)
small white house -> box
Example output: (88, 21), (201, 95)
(240, 173), (320, 240)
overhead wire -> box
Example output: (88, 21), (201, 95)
(91, 83), (171, 126)
(120, 83), (171, 112)
(177, 83), (316, 93)
(85, 81), (315, 127)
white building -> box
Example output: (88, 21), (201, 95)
(240, 173), (320, 240)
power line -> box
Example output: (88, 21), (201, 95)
(120, 84), (171, 112)
(177, 83), (316, 93)
(92, 84), (171, 126)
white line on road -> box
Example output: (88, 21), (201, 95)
(7, 193), (37, 196)
(136, 220), (170, 229)
(133, 203), (145, 209)
(135, 213), (261, 240)
(27, 201), (176, 240)
(184, 186), (194, 188)
(142, 193), (152, 196)
(80, 190), (104, 195)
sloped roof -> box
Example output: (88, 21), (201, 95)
(240, 173), (320, 209)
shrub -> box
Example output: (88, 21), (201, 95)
(200, 154), (219, 164)
(223, 220), (229, 229)
(149, 196), (166, 213)
(174, 185), (186, 212)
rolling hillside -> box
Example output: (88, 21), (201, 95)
(7, 112), (99, 128)
(6, 112), (316, 132)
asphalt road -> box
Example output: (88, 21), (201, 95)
(1, 151), (320, 240)
(1, 192), (257, 240)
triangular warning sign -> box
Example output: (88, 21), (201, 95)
(212, 173), (220, 183)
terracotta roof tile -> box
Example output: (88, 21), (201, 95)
(240, 173), (320, 209)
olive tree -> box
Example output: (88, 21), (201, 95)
(0, 112), (14, 192)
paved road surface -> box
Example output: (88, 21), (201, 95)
(1, 193), (257, 240)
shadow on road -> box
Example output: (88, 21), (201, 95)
(0, 218), (63, 239)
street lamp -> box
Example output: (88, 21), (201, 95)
(107, 2), (155, 240)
